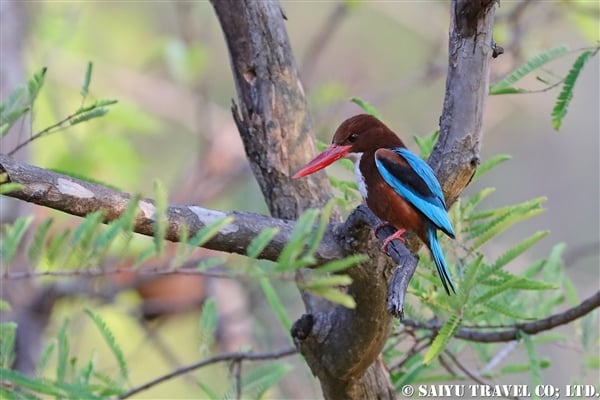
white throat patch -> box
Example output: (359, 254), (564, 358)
(348, 152), (367, 199)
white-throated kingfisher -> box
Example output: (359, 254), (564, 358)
(293, 114), (456, 294)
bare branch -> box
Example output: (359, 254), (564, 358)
(403, 290), (600, 343)
(0, 153), (345, 264)
(118, 347), (298, 399)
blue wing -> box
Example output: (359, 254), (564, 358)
(375, 148), (455, 238)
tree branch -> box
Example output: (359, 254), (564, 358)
(0, 153), (344, 263)
(402, 290), (600, 343)
(118, 347), (298, 399)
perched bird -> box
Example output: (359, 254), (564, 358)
(293, 114), (456, 294)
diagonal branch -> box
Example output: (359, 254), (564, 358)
(118, 347), (298, 399)
(0, 153), (344, 263)
(402, 290), (600, 343)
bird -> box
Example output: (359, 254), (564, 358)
(293, 114), (456, 294)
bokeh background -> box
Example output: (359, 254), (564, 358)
(1, 1), (598, 398)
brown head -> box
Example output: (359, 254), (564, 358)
(293, 114), (406, 178)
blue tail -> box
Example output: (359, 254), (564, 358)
(427, 226), (456, 295)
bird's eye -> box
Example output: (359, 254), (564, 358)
(348, 133), (358, 143)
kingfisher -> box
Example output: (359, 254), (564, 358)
(293, 114), (456, 294)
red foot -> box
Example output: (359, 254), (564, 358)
(381, 228), (407, 254)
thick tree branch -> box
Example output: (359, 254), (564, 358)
(0, 153), (344, 263)
(211, 1), (400, 398)
(430, 0), (497, 205)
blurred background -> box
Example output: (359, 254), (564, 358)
(1, 1), (598, 398)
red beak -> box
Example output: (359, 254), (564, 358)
(293, 144), (352, 178)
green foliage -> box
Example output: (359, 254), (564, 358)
(384, 150), (592, 390)
(0, 315), (127, 399)
(198, 298), (218, 354)
(1, 64), (117, 155)
(0, 216), (33, 267)
(152, 181), (168, 256)
(0, 67), (46, 137)
(84, 310), (129, 384)
(490, 45), (569, 95)
(551, 49), (596, 130)
(413, 130), (439, 160)
(489, 45), (598, 130)
(423, 315), (461, 364)
(0, 322), (17, 368)
(350, 96), (383, 120)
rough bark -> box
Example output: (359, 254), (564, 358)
(0, 0), (497, 397)
(211, 0), (497, 398)
(430, 0), (497, 204)
(210, 1), (401, 397)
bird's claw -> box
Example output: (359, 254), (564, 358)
(380, 229), (407, 254)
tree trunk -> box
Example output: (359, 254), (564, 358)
(210, 0), (497, 398)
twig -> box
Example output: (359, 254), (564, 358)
(118, 347), (298, 399)
(233, 360), (242, 400)
(403, 290), (600, 343)
(438, 353), (459, 378)
(480, 341), (519, 375)
(388, 337), (432, 373)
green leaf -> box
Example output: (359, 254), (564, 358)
(133, 246), (156, 267)
(0, 86), (28, 135)
(276, 208), (319, 270)
(474, 273), (556, 305)
(488, 87), (527, 95)
(36, 341), (56, 376)
(198, 298), (218, 354)
(247, 227), (280, 259)
(84, 309), (128, 384)
(0, 300), (11, 312)
(350, 97), (383, 120)
(71, 211), (104, 252)
(413, 130), (439, 160)
(56, 319), (69, 383)
(239, 363), (293, 400)
(69, 107), (110, 126)
(194, 256), (227, 271)
(519, 331), (541, 390)
(93, 195), (140, 250)
(27, 67), (47, 106)
(152, 181), (168, 256)
(472, 154), (511, 181)
(489, 231), (549, 273)
(188, 215), (235, 248)
(306, 199), (339, 257)
(197, 380), (220, 400)
(0, 182), (24, 194)
(303, 286), (356, 308)
(1, 216), (33, 267)
(299, 274), (352, 288)
(551, 50), (595, 130)
(484, 300), (535, 320)
(27, 218), (53, 266)
(489, 45), (569, 94)
(423, 315), (461, 364)
(462, 187), (496, 216)
(81, 62), (93, 98)
(0, 322), (17, 368)
(259, 277), (292, 333)
(467, 197), (546, 249)
(316, 254), (367, 273)
(0, 368), (102, 399)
